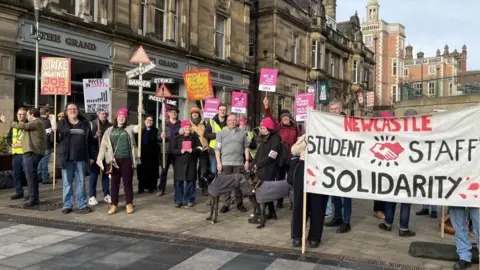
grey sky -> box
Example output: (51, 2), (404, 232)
(336, 0), (480, 70)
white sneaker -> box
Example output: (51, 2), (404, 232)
(88, 196), (98, 206)
(104, 195), (111, 204)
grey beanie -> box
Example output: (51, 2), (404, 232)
(404, 109), (418, 116)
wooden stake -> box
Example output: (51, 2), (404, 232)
(301, 190), (307, 254)
(161, 102), (166, 168)
(440, 206), (445, 238)
(52, 95), (57, 190)
(97, 117), (103, 181)
(137, 63), (143, 157)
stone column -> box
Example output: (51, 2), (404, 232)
(0, 11), (19, 135)
(166, 0), (176, 42)
(110, 42), (130, 120)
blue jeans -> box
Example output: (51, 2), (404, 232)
(332, 196), (352, 223)
(174, 180), (196, 205)
(23, 153), (43, 202)
(12, 154), (26, 196)
(326, 197), (333, 216)
(450, 207), (479, 262)
(88, 162), (110, 198)
(422, 204), (437, 212)
(210, 157), (217, 174)
(62, 161), (88, 210)
(37, 149), (52, 182)
(385, 202), (411, 230)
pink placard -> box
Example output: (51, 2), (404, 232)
(182, 141), (192, 151)
(231, 92), (247, 114)
(295, 93), (315, 122)
(204, 98), (220, 119)
(258, 68), (278, 92)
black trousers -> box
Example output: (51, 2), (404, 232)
(197, 150), (209, 182)
(373, 200), (386, 212)
(23, 152), (43, 202)
(291, 160), (328, 241)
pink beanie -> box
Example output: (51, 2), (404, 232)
(260, 117), (276, 130)
(238, 118), (247, 125)
(116, 108), (128, 118)
(181, 120), (191, 128)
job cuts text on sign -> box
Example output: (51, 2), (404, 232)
(304, 106), (480, 207)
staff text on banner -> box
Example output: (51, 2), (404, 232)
(305, 106), (480, 207)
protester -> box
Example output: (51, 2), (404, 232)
(137, 115), (159, 194)
(188, 106), (209, 196)
(97, 108), (139, 215)
(37, 106), (53, 184)
(57, 112), (64, 121)
(250, 117), (282, 219)
(263, 96), (299, 209)
(1, 108), (46, 207)
(88, 111), (112, 205)
(416, 205), (438, 218)
(325, 101), (352, 233)
(215, 114), (249, 213)
(158, 106), (180, 196)
(205, 103), (228, 173)
(449, 207), (479, 270)
(172, 120), (202, 207)
(290, 129), (328, 248)
(54, 103), (94, 214)
(238, 118), (257, 161)
(5, 108), (28, 200)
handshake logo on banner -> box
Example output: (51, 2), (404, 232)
(370, 140), (404, 162)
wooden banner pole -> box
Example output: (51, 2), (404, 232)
(137, 63), (143, 157)
(162, 101), (166, 169)
(301, 190), (307, 254)
(52, 95), (57, 190)
(440, 206), (445, 238)
(97, 117), (103, 181)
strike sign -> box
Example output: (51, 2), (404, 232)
(41, 57), (71, 95)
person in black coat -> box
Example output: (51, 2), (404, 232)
(171, 120), (202, 208)
(158, 106), (181, 196)
(136, 115), (159, 193)
(251, 117), (282, 219)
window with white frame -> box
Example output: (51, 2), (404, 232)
(59, 0), (94, 17)
(215, 15), (226, 59)
(428, 65), (436, 75)
(339, 59), (344, 79)
(139, 1), (147, 35)
(364, 35), (373, 46)
(249, 31), (255, 57)
(414, 82), (422, 94)
(330, 54), (334, 77)
(404, 68), (409, 76)
(292, 33), (299, 64)
(311, 40), (318, 69)
(392, 85), (398, 103)
(449, 82), (453, 95)
(428, 82), (435, 95)
(392, 58), (398, 76)
(353, 60), (358, 84)
(319, 42), (323, 69)
(154, 0), (167, 41)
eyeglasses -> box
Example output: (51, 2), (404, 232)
(17, 113), (26, 116)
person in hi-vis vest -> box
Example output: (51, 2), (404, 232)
(6, 108), (28, 200)
(238, 118), (257, 161)
(204, 103), (228, 174)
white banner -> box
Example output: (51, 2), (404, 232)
(83, 79), (110, 113)
(305, 106), (480, 207)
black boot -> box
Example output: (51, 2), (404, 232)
(454, 260), (472, 270)
(292, 238), (301, 248)
(415, 208), (429, 216)
(308, 240), (320, 248)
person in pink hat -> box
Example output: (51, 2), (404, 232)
(171, 120), (202, 207)
(97, 107), (140, 215)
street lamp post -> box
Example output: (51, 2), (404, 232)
(33, 0), (42, 108)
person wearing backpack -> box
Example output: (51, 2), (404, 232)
(251, 117), (282, 220)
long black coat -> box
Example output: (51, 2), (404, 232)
(172, 133), (202, 181)
(252, 131), (282, 181)
(137, 127), (160, 180)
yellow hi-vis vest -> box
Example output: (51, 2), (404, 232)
(247, 131), (256, 158)
(208, 119), (228, 149)
(11, 128), (23, 155)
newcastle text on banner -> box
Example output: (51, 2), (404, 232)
(305, 106), (480, 207)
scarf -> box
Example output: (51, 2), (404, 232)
(191, 117), (202, 126)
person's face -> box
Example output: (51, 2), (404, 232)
(218, 106), (227, 117)
(329, 104), (342, 115)
(145, 117), (153, 127)
(227, 115), (237, 129)
(168, 110), (178, 120)
(26, 111), (34, 122)
(260, 127), (270, 136)
(98, 112), (108, 121)
(66, 104), (79, 119)
(281, 116), (290, 125)
(117, 115), (126, 126)
(191, 112), (199, 119)
(239, 123), (246, 130)
(183, 125), (191, 134)
(17, 110), (27, 122)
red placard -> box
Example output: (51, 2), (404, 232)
(183, 70), (214, 101)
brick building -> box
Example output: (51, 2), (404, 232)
(361, 0), (406, 106)
(0, 0), (253, 132)
(250, 0), (375, 120)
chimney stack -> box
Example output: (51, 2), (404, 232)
(405, 45), (413, 60)
(417, 51), (424, 59)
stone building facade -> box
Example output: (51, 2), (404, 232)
(0, 0), (253, 134)
(250, 0), (375, 121)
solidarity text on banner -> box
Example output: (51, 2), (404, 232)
(305, 106), (480, 207)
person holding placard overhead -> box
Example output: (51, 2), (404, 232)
(158, 106), (181, 196)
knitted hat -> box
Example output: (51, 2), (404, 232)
(280, 110), (292, 119)
(190, 106), (201, 114)
(260, 117), (276, 130)
(181, 120), (191, 128)
(238, 118), (247, 125)
(116, 108), (128, 118)
(57, 112), (64, 117)
(168, 106), (179, 113)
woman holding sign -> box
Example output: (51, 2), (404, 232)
(171, 120), (202, 208)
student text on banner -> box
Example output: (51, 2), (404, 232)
(231, 92), (247, 114)
(204, 98), (220, 119)
(305, 106), (480, 207)
(295, 93), (314, 122)
(258, 68), (278, 92)
(41, 57), (71, 95)
(83, 79), (110, 113)
(184, 70), (214, 100)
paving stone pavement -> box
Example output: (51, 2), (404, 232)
(0, 221), (393, 270)
(0, 174), (470, 269)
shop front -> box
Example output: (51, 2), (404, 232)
(126, 48), (188, 123)
(15, 19), (113, 116)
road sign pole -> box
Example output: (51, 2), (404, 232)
(155, 82), (159, 129)
(161, 101), (166, 169)
(138, 63), (143, 158)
